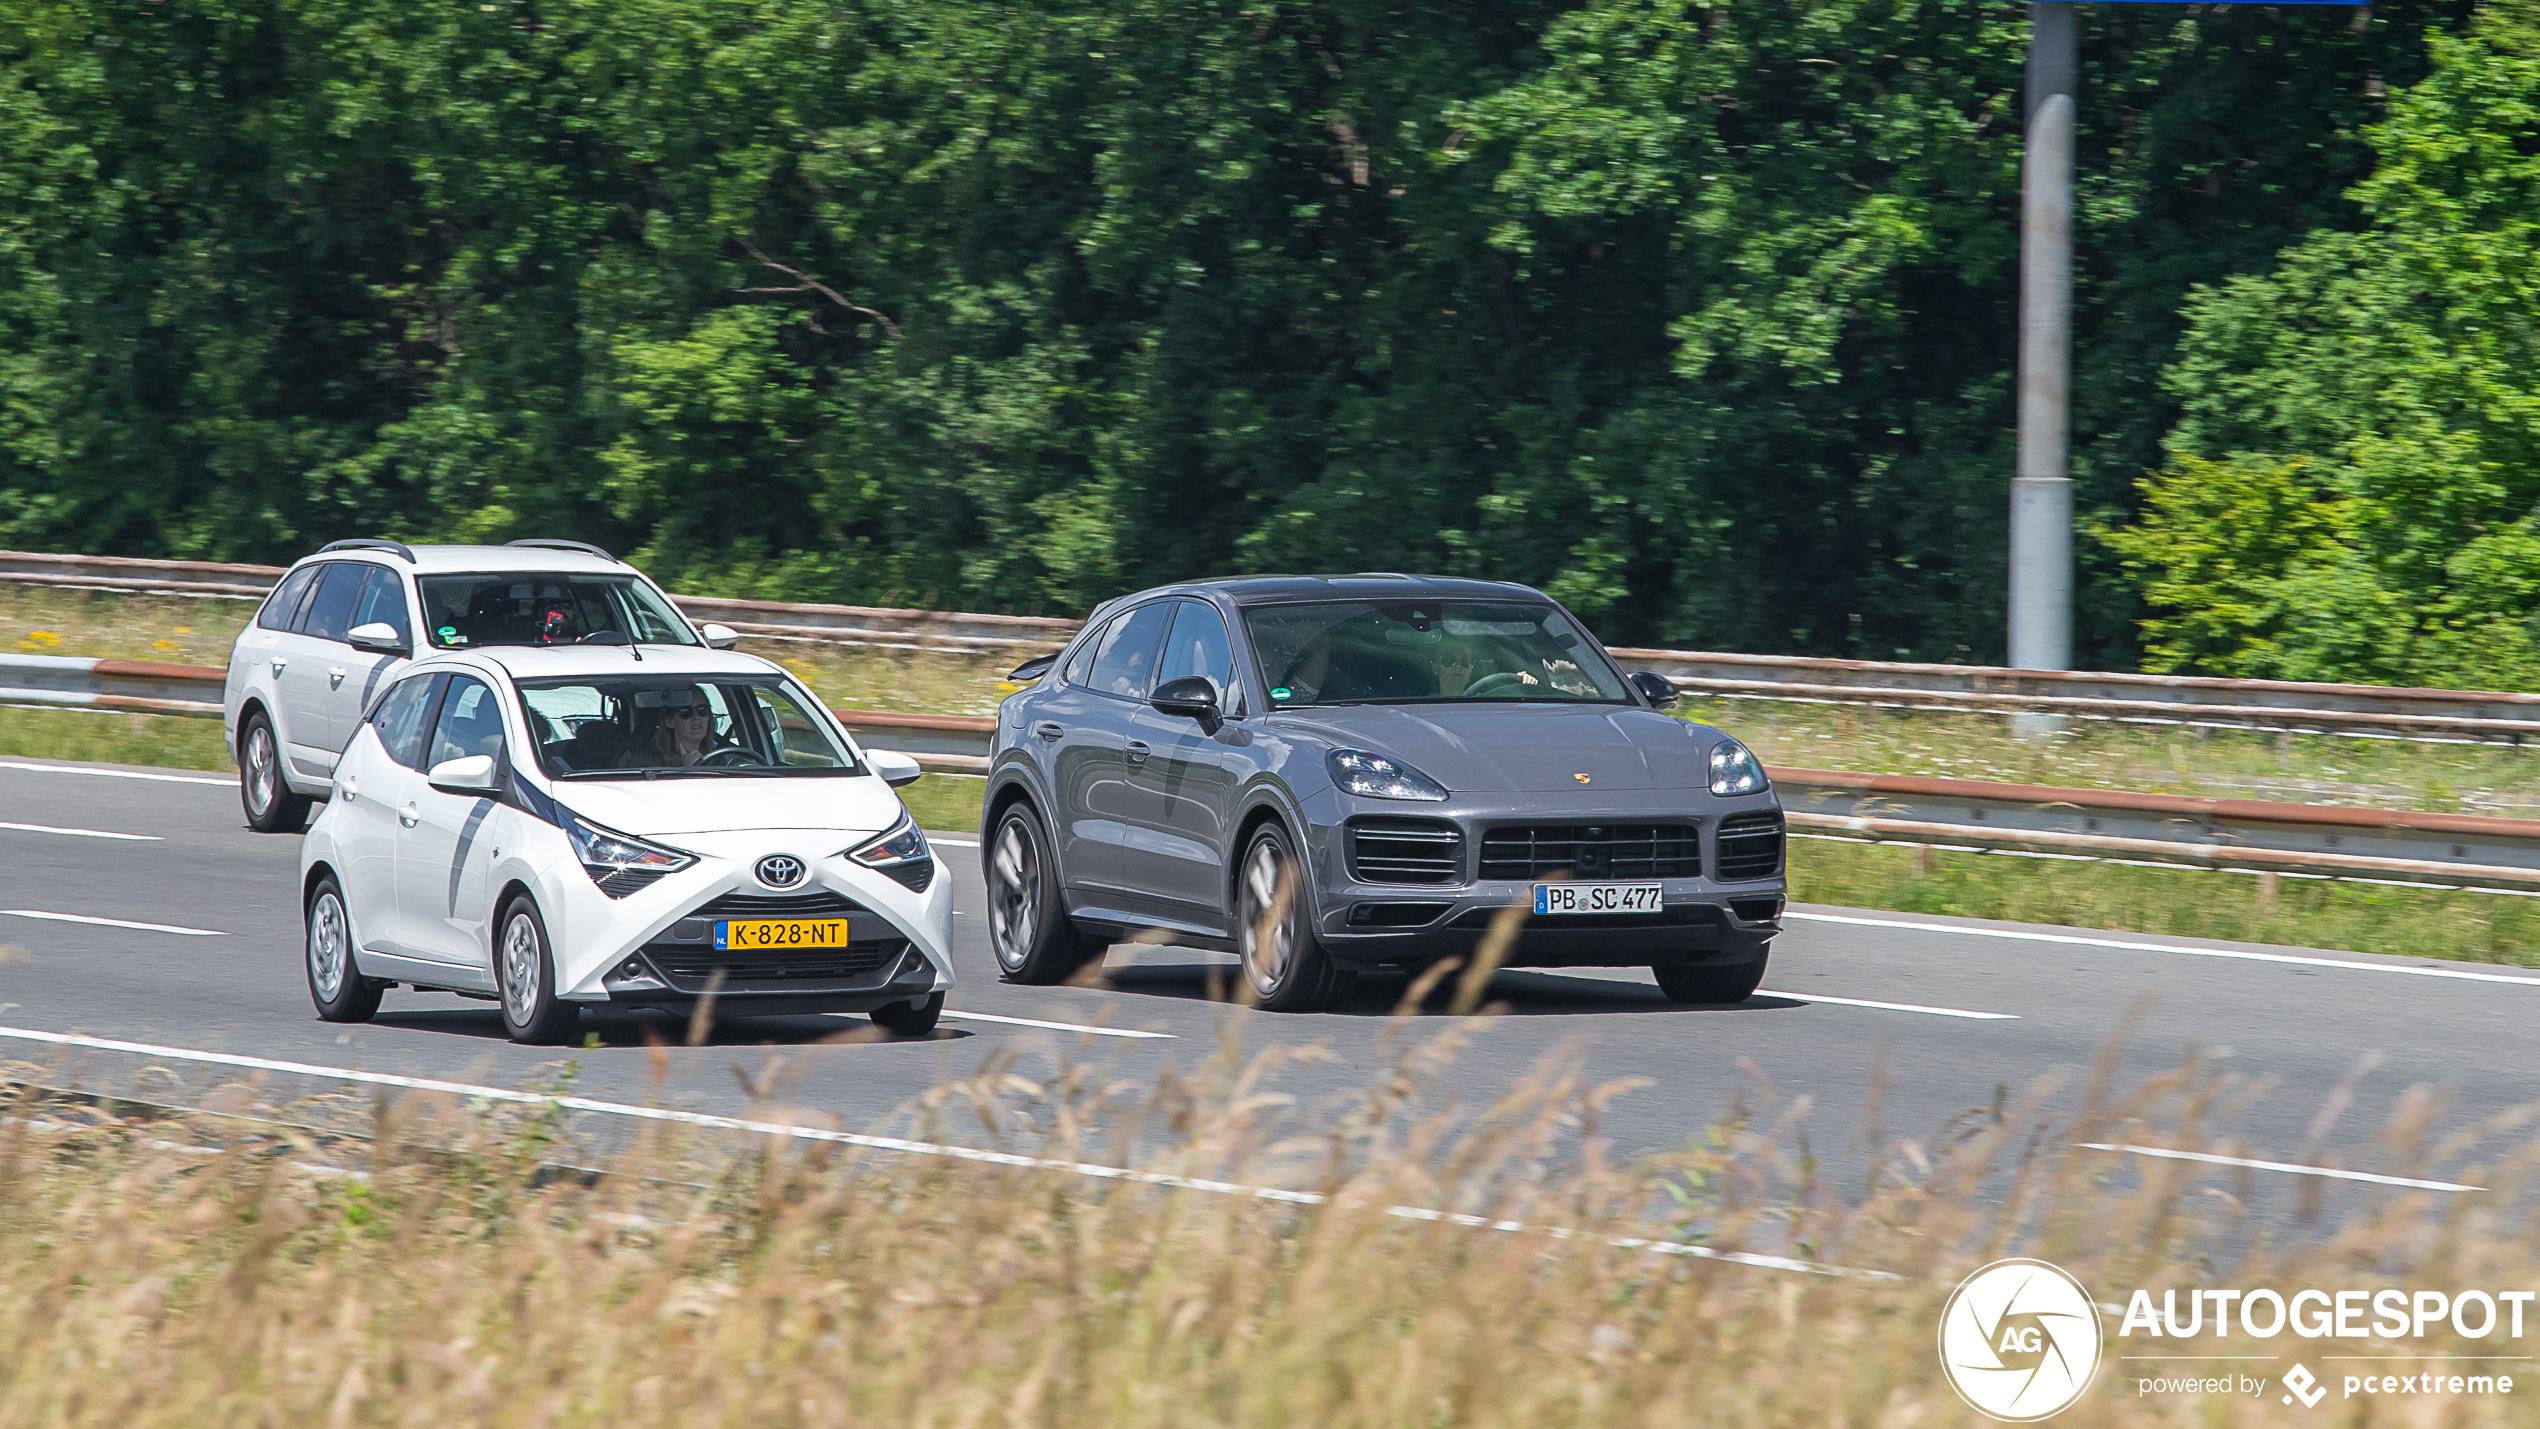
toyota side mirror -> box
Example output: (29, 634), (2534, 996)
(348, 621), (410, 656)
(698, 622), (740, 650)
(865, 749), (924, 788)
(1150, 676), (1222, 729)
(1627, 670), (1679, 710)
(426, 753), (501, 795)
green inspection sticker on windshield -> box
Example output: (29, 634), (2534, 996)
(438, 626), (465, 645)
(1271, 687), (1292, 701)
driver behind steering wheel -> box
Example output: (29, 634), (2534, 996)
(643, 684), (728, 767)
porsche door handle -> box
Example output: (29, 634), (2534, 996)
(398, 801), (419, 829)
(1126, 740), (1151, 765)
(1033, 722), (1065, 742)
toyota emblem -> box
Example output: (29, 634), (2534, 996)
(755, 854), (807, 889)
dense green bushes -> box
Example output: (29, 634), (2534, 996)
(0, 0), (2474, 663)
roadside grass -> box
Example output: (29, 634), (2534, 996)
(1791, 837), (2540, 968)
(899, 772), (986, 835)
(1685, 696), (2540, 816)
(0, 584), (256, 666)
(0, 707), (235, 773)
(1, 1026), (2529, 1427)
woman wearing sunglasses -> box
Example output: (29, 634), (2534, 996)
(644, 685), (724, 767)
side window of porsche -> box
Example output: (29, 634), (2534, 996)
(1085, 602), (1173, 701)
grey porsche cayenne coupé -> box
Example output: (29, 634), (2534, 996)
(980, 575), (1786, 1012)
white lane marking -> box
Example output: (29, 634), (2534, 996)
(1759, 988), (2016, 1020)
(2080, 1142), (2482, 1193)
(1790, 911), (2540, 989)
(0, 1025), (1886, 1279)
(927, 835), (980, 847)
(941, 1010), (1176, 1039)
(0, 821), (161, 842)
(1, 910), (225, 936)
(0, 760), (231, 787)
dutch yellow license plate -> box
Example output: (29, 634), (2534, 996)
(714, 918), (850, 951)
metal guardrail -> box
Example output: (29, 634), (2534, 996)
(21, 547), (2540, 739)
(11, 650), (2540, 887)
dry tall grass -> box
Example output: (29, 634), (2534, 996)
(5, 1016), (2536, 1427)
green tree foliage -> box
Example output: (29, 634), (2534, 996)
(0, 0), (2466, 658)
(2147, 0), (2540, 689)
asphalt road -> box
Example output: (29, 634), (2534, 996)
(5, 754), (2537, 1218)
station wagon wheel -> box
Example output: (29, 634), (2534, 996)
(1234, 823), (1352, 1013)
(240, 710), (313, 833)
(987, 802), (1093, 985)
(304, 873), (382, 1023)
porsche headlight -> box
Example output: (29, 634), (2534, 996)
(1328, 748), (1449, 801)
(1708, 739), (1768, 796)
(849, 809), (931, 869)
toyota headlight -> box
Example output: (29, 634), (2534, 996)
(1708, 739), (1768, 796)
(848, 809), (931, 869)
(560, 810), (696, 894)
(1328, 748), (1449, 801)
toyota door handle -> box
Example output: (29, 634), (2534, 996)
(328, 666), (347, 689)
(1034, 722), (1065, 742)
(339, 776), (358, 802)
(398, 801), (419, 829)
(269, 658), (288, 676)
(1126, 741), (1151, 765)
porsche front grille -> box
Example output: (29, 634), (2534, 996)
(1715, 813), (1785, 880)
(1479, 825), (1699, 881)
(1346, 820), (1464, 885)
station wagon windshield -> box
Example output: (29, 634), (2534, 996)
(1243, 601), (1628, 707)
(516, 676), (861, 779)
(419, 573), (697, 650)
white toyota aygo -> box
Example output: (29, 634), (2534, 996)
(298, 642), (953, 1043)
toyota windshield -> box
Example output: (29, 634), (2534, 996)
(517, 676), (863, 778)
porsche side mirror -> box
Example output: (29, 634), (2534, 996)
(1007, 653), (1058, 683)
(426, 753), (501, 795)
(1150, 676), (1222, 729)
(865, 749), (924, 788)
(1627, 670), (1680, 710)
(698, 622), (740, 650)
(348, 621), (410, 656)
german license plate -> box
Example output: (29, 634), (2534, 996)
(1533, 882), (1665, 915)
(714, 918), (850, 951)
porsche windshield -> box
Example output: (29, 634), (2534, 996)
(517, 676), (861, 779)
(419, 573), (697, 650)
(1244, 601), (1628, 707)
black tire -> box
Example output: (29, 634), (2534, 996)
(986, 802), (1096, 985)
(305, 874), (383, 1023)
(495, 895), (580, 1044)
(870, 990), (945, 1038)
(1235, 823), (1353, 1013)
(1654, 943), (1771, 1004)
(240, 708), (313, 834)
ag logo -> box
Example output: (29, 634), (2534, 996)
(1938, 1258), (2103, 1421)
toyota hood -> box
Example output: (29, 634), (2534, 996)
(1264, 703), (1718, 793)
(540, 773), (909, 838)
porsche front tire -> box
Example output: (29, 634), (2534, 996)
(986, 802), (1095, 985)
(1654, 944), (1770, 1005)
(1235, 823), (1352, 1013)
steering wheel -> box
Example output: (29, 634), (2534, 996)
(696, 747), (757, 767)
(1462, 670), (1534, 698)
